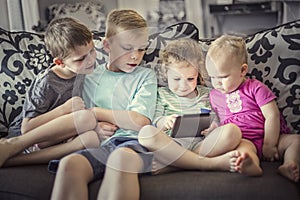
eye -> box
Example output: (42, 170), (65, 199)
(75, 57), (85, 62)
(138, 48), (146, 52)
(122, 46), (133, 51)
(187, 78), (195, 81)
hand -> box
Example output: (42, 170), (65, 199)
(96, 122), (118, 140)
(262, 144), (279, 162)
(201, 121), (218, 136)
(162, 114), (178, 131)
(63, 96), (86, 113)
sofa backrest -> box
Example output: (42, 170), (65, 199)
(0, 28), (52, 136)
(0, 20), (299, 137)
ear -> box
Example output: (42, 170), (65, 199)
(54, 58), (63, 66)
(241, 63), (248, 76)
(103, 38), (110, 53)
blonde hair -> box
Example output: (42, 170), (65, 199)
(105, 9), (147, 38)
(208, 35), (247, 65)
(160, 38), (205, 83)
(45, 17), (93, 59)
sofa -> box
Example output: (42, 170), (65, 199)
(0, 19), (299, 200)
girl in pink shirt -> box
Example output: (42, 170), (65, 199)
(205, 34), (300, 182)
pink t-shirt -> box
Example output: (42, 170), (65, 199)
(209, 78), (289, 158)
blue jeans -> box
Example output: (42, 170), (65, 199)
(48, 137), (153, 180)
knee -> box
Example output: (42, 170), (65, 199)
(74, 110), (97, 132)
(58, 154), (83, 174)
(138, 125), (159, 147)
(286, 134), (300, 146)
(107, 147), (143, 173)
(221, 123), (242, 147)
(78, 130), (100, 148)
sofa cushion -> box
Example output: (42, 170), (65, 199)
(0, 28), (52, 137)
(245, 20), (300, 133)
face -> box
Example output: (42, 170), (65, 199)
(104, 29), (148, 73)
(205, 53), (247, 93)
(166, 59), (198, 98)
(62, 40), (96, 75)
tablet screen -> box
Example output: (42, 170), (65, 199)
(171, 113), (211, 138)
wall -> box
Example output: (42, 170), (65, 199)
(0, 0), (9, 30)
(38, 0), (117, 22)
(0, 0), (117, 31)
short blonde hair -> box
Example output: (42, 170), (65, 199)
(208, 35), (247, 65)
(160, 38), (205, 83)
(105, 9), (147, 38)
(45, 17), (93, 59)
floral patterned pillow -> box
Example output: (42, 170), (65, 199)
(0, 28), (52, 136)
(245, 20), (300, 133)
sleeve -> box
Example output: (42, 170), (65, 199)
(197, 85), (212, 111)
(23, 75), (57, 119)
(251, 80), (276, 107)
(127, 69), (158, 121)
(152, 87), (166, 125)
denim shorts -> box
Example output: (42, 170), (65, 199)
(48, 137), (153, 180)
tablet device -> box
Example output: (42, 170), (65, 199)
(170, 113), (211, 138)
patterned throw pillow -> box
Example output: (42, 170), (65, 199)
(47, 1), (106, 32)
(246, 20), (300, 133)
(0, 28), (52, 137)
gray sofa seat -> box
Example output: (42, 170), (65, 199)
(0, 162), (299, 200)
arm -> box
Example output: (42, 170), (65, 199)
(21, 96), (86, 133)
(91, 107), (150, 132)
(201, 111), (219, 136)
(260, 100), (280, 161)
(152, 88), (177, 130)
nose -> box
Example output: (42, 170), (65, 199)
(179, 79), (189, 89)
(86, 51), (96, 65)
(130, 50), (141, 61)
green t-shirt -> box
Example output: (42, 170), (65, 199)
(153, 85), (211, 135)
(82, 63), (157, 139)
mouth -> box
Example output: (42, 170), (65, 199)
(86, 64), (95, 70)
(127, 63), (138, 68)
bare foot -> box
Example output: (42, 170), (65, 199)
(210, 150), (241, 172)
(278, 162), (299, 182)
(235, 152), (263, 176)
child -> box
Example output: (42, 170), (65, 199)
(0, 17), (100, 167)
(205, 34), (300, 182)
(138, 38), (242, 173)
(50, 9), (158, 200)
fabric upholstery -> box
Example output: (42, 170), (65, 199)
(0, 28), (52, 136)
